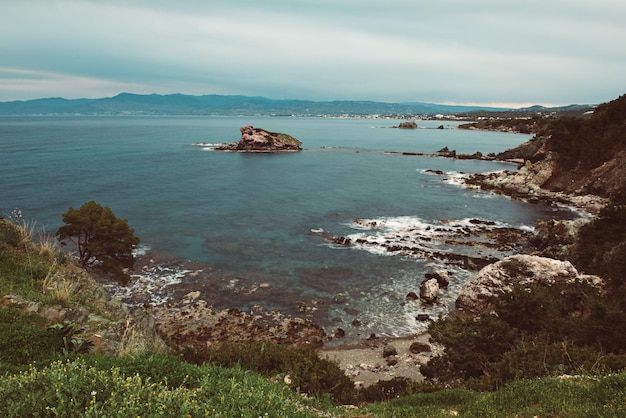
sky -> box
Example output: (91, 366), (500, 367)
(1, 0), (625, 107)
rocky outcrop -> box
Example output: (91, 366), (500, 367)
(419, 279), (439, 304)
(396, 121), (418, 129)
(436, 147), (457, 158)
(466, 156), (555, 199)
(531, 219), (589, 259)
(464, 157), (608, 214)
(149, 294), (327, 351)
(217, 125), (302, 152)
(425, 270), (450, 288)
(456, 254), (603, 313)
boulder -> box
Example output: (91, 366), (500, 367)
(409, 341), (432, 354)
(382, 344), (398, 358)
(419, 278), (440, 304)
(217, 126), (302, 152)
(456, 254), (603, 313)
(397, 121), (418, 129)
(425, 270), (451, 288)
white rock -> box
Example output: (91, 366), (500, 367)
(456, 254), (603, 313)
(420, 278), (440, 303)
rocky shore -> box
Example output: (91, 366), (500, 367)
(462, 158), (607, 216)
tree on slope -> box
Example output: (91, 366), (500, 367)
(56, 201), (139, 285)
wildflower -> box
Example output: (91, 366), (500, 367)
(91, 390), (97, 396)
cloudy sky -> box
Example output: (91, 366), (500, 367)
(1, 0), (625, 106)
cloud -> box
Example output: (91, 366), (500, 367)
(1, 0), (625, 105)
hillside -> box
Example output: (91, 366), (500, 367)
(0, 92), (525, 116)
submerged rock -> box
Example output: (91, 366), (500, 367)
(217, 125), (302, 152)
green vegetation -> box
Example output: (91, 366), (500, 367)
(57, 201), (140, 285)
(274, 131), (303, 147)
(0, 307), (66, 373)
(422, 280), (626, 390)
(571, 197), (626, 285)
(0, 357), (336, 417)
(181, 341), (356, 404)
(547, 94), (626, 171)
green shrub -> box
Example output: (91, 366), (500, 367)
(0, 358), (329, 417)
(423, 282), (617, 389)
(0, 307), (64, 372)
(465, 374), (626, 417)
(422, 314), (518, 384)
(572, 202), (626, 285)
(180, 341), (356, 404)
(362, 388), (479, 418)
(495, 282), (599, 343)
(75, 352), (206, 388)
(357, 377), (412, 403)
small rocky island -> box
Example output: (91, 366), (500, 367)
(217, 125), (302, 152)
(395, 121), (418, 129)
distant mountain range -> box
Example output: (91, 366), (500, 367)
(0, 93), (593, 117)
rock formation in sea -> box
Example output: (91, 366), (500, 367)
(395, 121), (418, 129)
(216, 125), (302, 152)
(455, 254), (603, 314)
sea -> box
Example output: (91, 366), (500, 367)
(0, 115), (579, 341)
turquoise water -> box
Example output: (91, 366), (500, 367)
(0, 116), (576, 338)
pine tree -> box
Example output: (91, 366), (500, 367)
(57, 201), (139, 285)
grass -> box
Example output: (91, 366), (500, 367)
(464, 375), (626, 417)
(359, 375), (626, 417)
(0, 356), (339, 417)
(0, 217), (60, 303)
(0, 307), (64, 373)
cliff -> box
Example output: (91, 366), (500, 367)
(492, 94), (626, 200)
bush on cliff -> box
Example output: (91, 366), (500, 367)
(56, 201), (139, 285)
(547, 94), (626, 171)
(422, 282), (621, 390)
(571, 199), (626, 286)
(180, 341), (356, 404)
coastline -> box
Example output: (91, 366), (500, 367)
(98, 144), (609, 387)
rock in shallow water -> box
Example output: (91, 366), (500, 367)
(419, 278), (440, 304)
